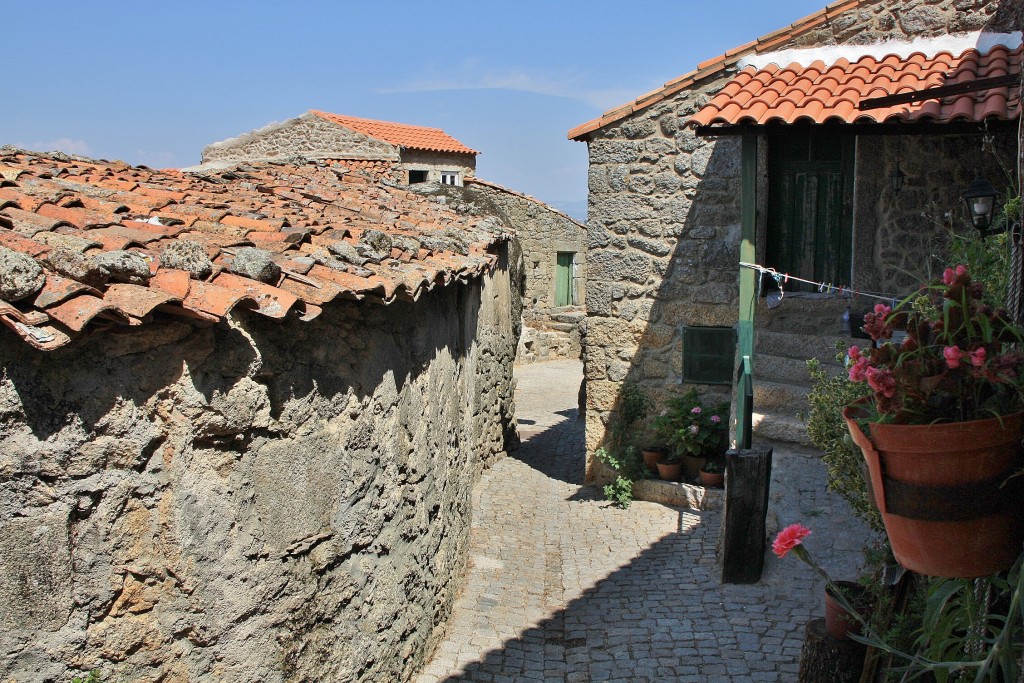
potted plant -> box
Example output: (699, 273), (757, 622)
(640, 445), (668, 473)
(842, 265), (1024, 577)
(824, 580), (872, 640)
(698, 457), (725, 488)
(653, 389), (729, 481)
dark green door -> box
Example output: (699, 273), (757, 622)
(766, 135), (854, 291)
(555, 252), (575, 306)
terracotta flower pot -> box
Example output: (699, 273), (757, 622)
(824, 581), (866, 640)
(656, 460), (682, 482)
(681, 454), (706, 481)
(843, 404), (1024, 578)
(699, 469), (724, 488)
(641, 447), (667, 472)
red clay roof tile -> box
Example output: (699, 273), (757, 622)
(311, 111), (480, 156)
(688, 44), (1022, 128)
(0, 149), (505, 350)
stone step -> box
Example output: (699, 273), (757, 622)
(755, 353), (846, 387)
(752, 411), (814, 447)
(752, 379), (810, 412)
(755, 329), (857, 364)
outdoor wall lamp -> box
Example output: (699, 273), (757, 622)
(963, 172), (998, 236)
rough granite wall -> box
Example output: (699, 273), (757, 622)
(399, 150), (476, 184)
(425, 180), (587, 364)
(0, 249), (516, 683)
(201, 113), (400, 165)
(580, 0), (1017, 469)
(855, 131), (1017, 294)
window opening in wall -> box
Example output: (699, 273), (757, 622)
(555, 252), (577, 307)
(409, 170), (428, 184)
(681, 325), (735, 385)
(440, 171), (460, 186)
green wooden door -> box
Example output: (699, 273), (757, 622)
(766, 135), (854, 291)
(555, 252), (575, 306)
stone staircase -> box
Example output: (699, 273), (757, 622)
(749, 296), (864, 446)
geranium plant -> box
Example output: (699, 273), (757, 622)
(847, 265), (1024, 424)
(651, 389), (728, 463)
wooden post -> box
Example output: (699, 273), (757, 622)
(721, 445), (772, 583)
(798, 619), (867, 683)
(735, 132), (757, 449)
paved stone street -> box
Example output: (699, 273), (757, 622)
(416, 359), (872, 682)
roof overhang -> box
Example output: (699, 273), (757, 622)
(688, 36), (1022, 137)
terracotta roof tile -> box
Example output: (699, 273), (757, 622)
(688, 44), (1022, 128)
(567, 0), (998, 140)
(0, 149), (507, 350)
(310, 111), (480, 156)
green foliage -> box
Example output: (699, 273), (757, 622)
(71, 671), (102, 683)
(803, 354), (881, 533)
(651, 389), (729, 462)
(947, 190), (1019, 309)
(596, 382), (652, 508)
(861, 554), (1024, 682)
(602, 476), (634, 509)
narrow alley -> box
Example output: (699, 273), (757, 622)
(416, 359), (868, 683)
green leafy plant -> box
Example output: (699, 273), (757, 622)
(867, 557), (1024, 682)
(71, 671), (102, 683)
(602, 476), (634, 509)
(700, 457), (725, 474)
(596, 382), (652, 507)
(651, 389), (728, 463)
(803, 354), (880, 533)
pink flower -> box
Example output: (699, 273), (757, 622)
(689, 425), (700, 434)
(710, 415), (721, 424)
(944, 345), (967, 369)
(772, 523), (811, 558)
(873, 303), (891, 317)
(865, 366), (896, 398)
(943, 267), (955, 286)
(848, 356), (870, 383)
(969, 347), (987, 367)
(691, 406), (702, 414)
(847, 345), (861, 362)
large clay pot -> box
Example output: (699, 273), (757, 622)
(656, 460), (682, 482)
(843, 405), (1024, 578)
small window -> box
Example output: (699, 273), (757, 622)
(440, 171), (459, 186)
(409, 170), (428, 184)
(681, 326), (735, 385)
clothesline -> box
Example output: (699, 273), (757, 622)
(738, 262), (901, 304)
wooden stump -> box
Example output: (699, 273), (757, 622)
(720, 446), (772, 583)
(798, 618), (866, 683)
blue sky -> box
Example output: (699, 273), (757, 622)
(2, 1), (828, 217)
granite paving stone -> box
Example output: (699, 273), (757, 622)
(416, 359), (874, 682)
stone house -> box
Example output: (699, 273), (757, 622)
(201, 110), (588, 364)
(569, 0), (1023, 479)
(0, 148), (517, 681)
(201, 109), (479, 186)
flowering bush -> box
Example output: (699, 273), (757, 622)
(651, 389), (728, 462)
(848, 265), (1024, 423)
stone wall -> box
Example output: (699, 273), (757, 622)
(578, 0), (1019, 470)
(0, 248), (517, 682)
(201, 113), (400, 165)
(400, 149), (477, 185)
(426, 179), (588, 364)
(855, 131), (1017, 294)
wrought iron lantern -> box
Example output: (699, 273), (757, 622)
(962, 173), (998, 236)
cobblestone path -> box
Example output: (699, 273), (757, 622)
(416, 359), (871, 683)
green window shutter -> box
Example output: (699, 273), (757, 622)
(555, 252), (575, 306)
(682, 326), (735, 385)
